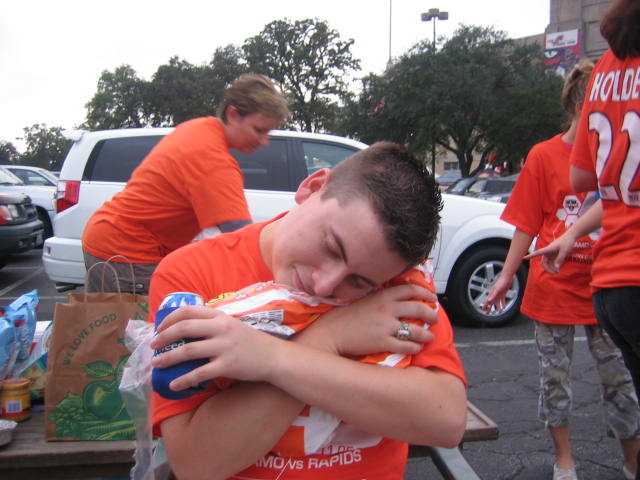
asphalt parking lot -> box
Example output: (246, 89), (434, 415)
(0, 249), (633, 479)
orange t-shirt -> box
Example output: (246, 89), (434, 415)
(149, 217), (466, 480)
(82, 117), (251, 263)
(502, 134), (599, 325)
(571, 50), (640, 290)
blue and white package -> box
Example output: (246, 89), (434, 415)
(0, 316), (17, 382)
(14, 321), (52, 399)
(5, 290), (38, 363)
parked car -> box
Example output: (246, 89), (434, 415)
(0, 192), (44, 269)
(435, 169), (462, 188)
(445, 176), (477, 195)
(1, 165), (58, 187)
(447, 174), (518, 204)
(0, 166), (56, 241)
(43, 128), (524, 327)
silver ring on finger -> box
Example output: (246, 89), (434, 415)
(395, 321), (411, 341)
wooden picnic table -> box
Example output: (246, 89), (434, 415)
(0, 402), (498, 479)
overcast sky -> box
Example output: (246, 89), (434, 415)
(0, 0), (550, 152)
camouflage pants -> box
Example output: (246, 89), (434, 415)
(535, 321), (640, 439)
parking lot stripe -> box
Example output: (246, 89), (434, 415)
(0, 266), (44, 297)
(454, 337), (587, 348)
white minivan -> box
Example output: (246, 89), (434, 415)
(43, 128), (524, 327)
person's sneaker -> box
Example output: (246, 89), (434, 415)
(622, 464), (634, 480)
(553, 463), (578, 480)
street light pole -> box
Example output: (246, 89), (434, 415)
(421, 8), (449, 47)
(388, 0), (393, 67)
(421, 8), (448, 175)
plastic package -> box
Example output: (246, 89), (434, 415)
(0, 317), (17, 383)
(6, 290), (39, 364)
(13, 321), (52, 401)
(119, 319), (165, 480)
(0, 290), (40, 384)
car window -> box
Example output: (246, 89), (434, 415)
(10, 169), (55, 186)
(0, 167), (23, 186)
(468, 179), (488, 193)
(302, 141), (358, 175)
(84, 136), (164, 182)
(447, 178), (475, 193)
(231, 138), (289, 191)
(486, 180), (516, 194)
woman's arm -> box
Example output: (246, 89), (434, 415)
(483, 228), (534, 312)
(525, 199), (602, 273)
(570, 164), (599, 192)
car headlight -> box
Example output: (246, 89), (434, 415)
(0, 204), (20, 223)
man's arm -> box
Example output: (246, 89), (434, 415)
(161, 381), (304, 480)
(152, 285), (466, 480)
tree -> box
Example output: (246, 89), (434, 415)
(243, 18), (360, 132)
(0, 141), (20, 164)
(145, 56), (220, 126)
(341, 25), (564, 176)
(209, 45), (249, 88)
(19, 124), (71, 170)
(484, 45), (564, 172)
(84, 65), (147, 130)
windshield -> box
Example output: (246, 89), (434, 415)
(486, 180), (516, 194)
(447, 177), (475, 193)
(0, 167), (23, 186)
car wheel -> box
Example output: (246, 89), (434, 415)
(37, 209), (53, 243)
(444, 246), (527, 328)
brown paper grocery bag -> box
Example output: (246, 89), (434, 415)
(45, 262), (148, 441)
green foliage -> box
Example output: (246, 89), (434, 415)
(144, 56), (219, 126)
(5, 19), (564, 173)
(340, 25), (564, 176)
(19, 124), (71, 171)
(0, 141), (20, 164)
(84, 65), (147, 130)
(209, 45), (250, 87)
(243, 18), (360, 132)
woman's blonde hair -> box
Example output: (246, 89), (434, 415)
(561, 60), (594, 117)
(217, 74), (289, 124)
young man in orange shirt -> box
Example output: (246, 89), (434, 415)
(150, 142), (467, 479)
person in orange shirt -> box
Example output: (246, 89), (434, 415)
(529, 2), (640, 479)
(149, 142), (467, 480)
(484, 59), (640, 480)
(82, 74), (289, 294)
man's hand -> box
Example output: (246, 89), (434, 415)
(150, 306), (285, 391)
(296, 284), (437, 356)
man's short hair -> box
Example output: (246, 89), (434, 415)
(322, 141), (443, 268)
(217, 74), (290, 123)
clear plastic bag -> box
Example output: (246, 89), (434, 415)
(119, 319), (155, 480)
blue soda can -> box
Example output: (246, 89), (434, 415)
(151, 292), (207, 399)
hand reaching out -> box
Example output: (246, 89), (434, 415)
(482, 276), (512, 313)
(524, 235), (574, 274)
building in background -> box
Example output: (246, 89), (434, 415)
(517, 0), (611, 77)
(548, 0), (611, 60)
